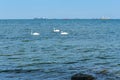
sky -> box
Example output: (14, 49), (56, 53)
(0, 0), (120, 19)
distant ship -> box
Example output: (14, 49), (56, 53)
(33, 17), (47, 20)
(100, 16), (110, 20)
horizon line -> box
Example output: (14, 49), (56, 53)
(0, 18), (120, 20)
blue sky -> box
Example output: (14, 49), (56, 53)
(0, 0), (119, 19)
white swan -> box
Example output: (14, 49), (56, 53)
(53, 28), (60, 32)
(31, 30), (40, 36)
(60, 31), (68, 35)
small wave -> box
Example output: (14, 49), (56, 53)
(17, 62), (59, 68)
(21, 40), (30, 42)
(95, 56), (115, 59)
(63, 61), (78, 64)
(0, 54), (12, 56)
(0, 69), (41, 73)
(80, 58), (91, 61)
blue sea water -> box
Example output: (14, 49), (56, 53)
(0, 19), (120, 80)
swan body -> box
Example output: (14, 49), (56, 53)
(31, 30), (40, 36)
(60, 31), (68, 35)
(53, 28), (60, 32)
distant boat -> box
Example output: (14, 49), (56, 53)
(53, 28), (60, 32)
(60, 31), (68, 35)
(31, 30), (40, 36)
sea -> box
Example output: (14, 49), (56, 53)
(0, 19), (120, 80)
